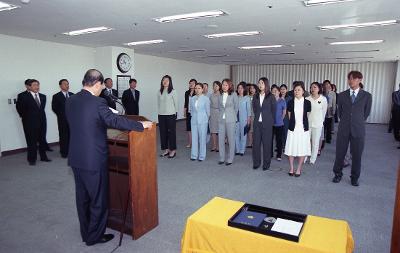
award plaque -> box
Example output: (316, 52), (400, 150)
(228, 203), (307, 242)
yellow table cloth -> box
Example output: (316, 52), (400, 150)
(181, 197), (354, 253)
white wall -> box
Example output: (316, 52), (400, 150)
(0, 34), (229, 152)
(134, 53), (229, 122)
(232, 62), (396, 124)
(0, 34), (96, 153)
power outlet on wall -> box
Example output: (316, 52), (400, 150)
(8, 99), (11, 104)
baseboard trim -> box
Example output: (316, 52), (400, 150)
(1, 142), (59, 157)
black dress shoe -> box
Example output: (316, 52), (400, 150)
(246, 146), (252, 148)
(225, 162), (232, 166)
(235, 153), (240, 156)
(253, 165), (259, 170)
(332, 174), (342, 183)
(351, 178), (359, 186)
(29, 161), (36, 166)
(40, 158), (52, 162)
(190, 158), (196, 161)
(86, 234), (114, 246)
(218, 161), (225, 165)
(240, 153), (244, 156)
(262, 166), (270, 171)
(198, 159), (203, 162)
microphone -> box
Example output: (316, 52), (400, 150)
(105, 91), (127, 114)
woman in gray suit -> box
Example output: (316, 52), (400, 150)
(189, 83), (210, 161)
(252, 77), (276, 170)
(218, 79), (238, 166)
(209, 81), (221, 152)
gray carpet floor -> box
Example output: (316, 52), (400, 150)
(0, 122), (398, 253)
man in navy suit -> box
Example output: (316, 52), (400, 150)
(66, 69), (152, 246)
(16, 79), (51, 165)
(332, 71), (372, 186)
(122, 78), (140, 115)
(52, 79), (74, 158)
(99, 78), (118, 109)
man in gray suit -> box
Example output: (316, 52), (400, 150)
(332, 71), (372, 186)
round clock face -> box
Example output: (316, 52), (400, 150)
(117, 53), (132, 73)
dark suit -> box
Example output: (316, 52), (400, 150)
(52, 91), (74, 157)
(122, 88), (140, 115)
(333, 89), (372, 180)
(65, 89), (144, 244)
(252, 93), (276, 169)
(16, 91), (49, 163)
(100, 88), (118, 109)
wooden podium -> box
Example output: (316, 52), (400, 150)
(106, 115), (158, 240)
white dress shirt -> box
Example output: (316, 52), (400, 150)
(29, 91), (40, 104)
(222, 92), (228, 119)
(350, 87), (360, 97)
(258, 93), (265, 122)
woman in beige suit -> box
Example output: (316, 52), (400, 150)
(218, 78), (238, 166)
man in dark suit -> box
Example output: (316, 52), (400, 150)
(66, 69), (152, 246)
(99, 78), (118, 109)
(332, 71), (372, 186)
(122, 78), (140, 115)
(392, 83), (400, 148)
(16, 79), (51, 165)
(52, 79), (74, 158)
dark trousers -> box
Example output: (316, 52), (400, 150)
(253, 122), (273, 168)
(324, 117), (333, 143)
(58, 120), (70, 157)
(72, 167), (108, 244)
(273, 126), (284, 158)
(158, 114), (177, 150)
(23, 123), (47, 163)
(333, 133), (365, 180)
(392, 110), (400, 142)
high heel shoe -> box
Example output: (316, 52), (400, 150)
(288, 172), (294, 176)
(295, 172), (301, 177)
(168, 153), (176, 158)
(160, 152), (169, 157)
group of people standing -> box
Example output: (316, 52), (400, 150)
(157, 71), (372, 186)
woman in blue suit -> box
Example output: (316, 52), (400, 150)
(189, 83), (210, 161)
(235, 83), (251, 156)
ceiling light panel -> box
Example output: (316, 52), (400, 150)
(329, 40), (384, 45)
(63, 27), (113, 36)
(334, 49), (380, 53)
(318, 20), (399, 30)
(239, 45), (283, 50)
(303, 0), (356, 7)
(204, 31), (262, 39)
(124, 40), (166, 46)
(153, 10), (227, 23)
(0, 1), (20, 12)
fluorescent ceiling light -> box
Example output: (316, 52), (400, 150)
(336, 56), (374, 59)
(178, 49), (206, 53)
(153, 10), (227, 23)
(330, 40), (384, 45)
(259, 52), (295, 55)
(318, 20), (399, 30)
(63, 26), (113, 36)
(204, 31), (262, 39)
(124, 40), (166, 46)
(199, 54), (229, 58)
(0, 1), (20, 11)
(334, 49), (380, 53)
(239, 45), (283, 50)
(303, 0), (356, 7)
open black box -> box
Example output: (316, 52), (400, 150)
(228, 203), (307, 242)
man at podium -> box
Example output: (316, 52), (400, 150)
(65, 69), (152, 246)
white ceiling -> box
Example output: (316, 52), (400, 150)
(0, 0), (399, 65)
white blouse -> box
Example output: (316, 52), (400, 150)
(306, 95), (327, 128)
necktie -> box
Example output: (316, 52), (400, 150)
(351, 91), (356, 103)
(132, 90), (135, 100)
(65, 92), (69, 99)
(34, 93), (41, 107)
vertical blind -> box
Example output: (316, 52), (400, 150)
(231, 62), (396, 124)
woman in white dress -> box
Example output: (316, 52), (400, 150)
(305, 82), (327, 164)
(285, 81), (311, 177)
